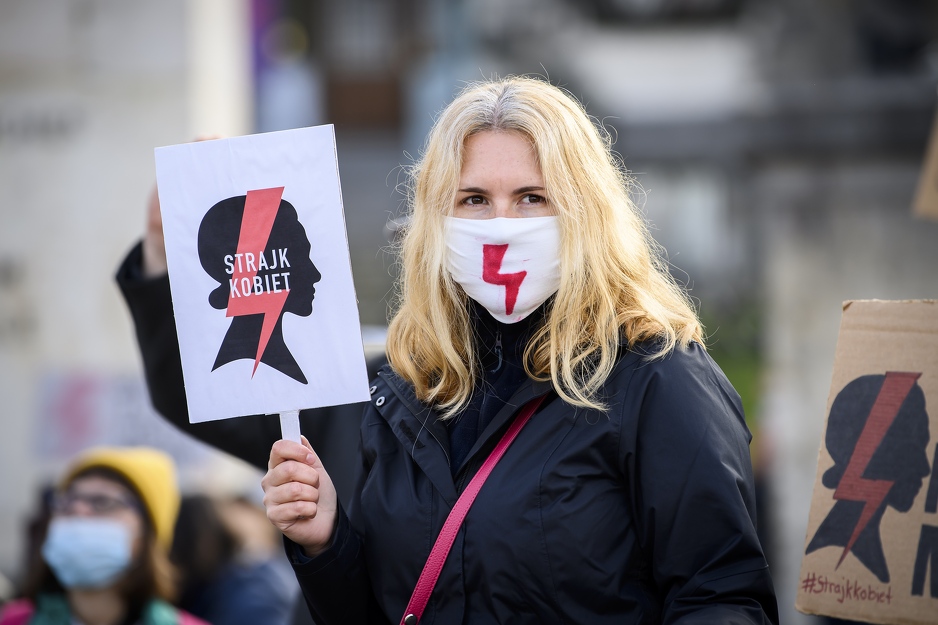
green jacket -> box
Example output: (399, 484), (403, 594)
(0, 594), (205, 625)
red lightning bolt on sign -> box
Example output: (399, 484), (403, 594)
(482, 244), (527, 315)
(226, 187), (289, 376)
(832, 370), (922, 568)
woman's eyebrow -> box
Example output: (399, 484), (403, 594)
(456, 185), (546, 194)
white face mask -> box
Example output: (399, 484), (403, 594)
(42, 517), (133, 589)
(445, 216), (561, 324)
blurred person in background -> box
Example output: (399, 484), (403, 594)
(263, 76), (779, 624)
(0, 447), (207, 625)
(170, 495), (295, 625)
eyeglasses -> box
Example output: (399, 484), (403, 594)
(52, 491), (139, 516)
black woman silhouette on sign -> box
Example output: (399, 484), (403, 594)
(806, 372), (931, 583)
(198, 187), (320, 384)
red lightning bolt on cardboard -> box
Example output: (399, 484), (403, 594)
(832, 371), (922, 566)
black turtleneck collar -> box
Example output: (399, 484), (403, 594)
(447, 298), (551, 477)
(468, 298), (549, 372)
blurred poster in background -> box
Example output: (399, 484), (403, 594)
(34, 371), (211, 473)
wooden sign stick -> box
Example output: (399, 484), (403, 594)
(279, 409), (301, 443)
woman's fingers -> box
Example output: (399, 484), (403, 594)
(266, 500), (319, 527)
(263, 479), (320, 507)
(262, 463), (322, 530)
(268, 439), (318, 469)
(142, 184), (168, 277)
(262, 458), (320, 490)
(141, 136), (220, 277)
(262, 438), (338, 554)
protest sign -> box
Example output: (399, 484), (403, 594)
(154, 125), (370, 431)
(797, 300), (938, 624)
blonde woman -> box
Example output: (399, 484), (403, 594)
(262, 77), (778, 624)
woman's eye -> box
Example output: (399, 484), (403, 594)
(522, 194), (545, 204)
(462, 195), (485, 205)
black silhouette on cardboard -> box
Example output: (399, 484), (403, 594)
(198, 188), (320, 384)
(806, 372), (931, 583)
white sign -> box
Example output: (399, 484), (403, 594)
(155, 125), (370, 423)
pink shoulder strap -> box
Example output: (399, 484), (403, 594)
(0, 599), (34, 625)
(400, 394), (547, 625)
(178, 611), (211, 625)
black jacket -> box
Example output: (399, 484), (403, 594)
(292, 342), (778, 624)
(117, 243), (777, 624)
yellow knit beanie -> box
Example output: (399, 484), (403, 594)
(61, 446), (180, 550)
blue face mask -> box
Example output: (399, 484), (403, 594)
(42, 517), (133, 589)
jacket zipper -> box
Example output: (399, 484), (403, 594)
(455, 460), (474, 494)
(456, 331), (503, 493)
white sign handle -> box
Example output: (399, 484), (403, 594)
(279, 410), (301, 443)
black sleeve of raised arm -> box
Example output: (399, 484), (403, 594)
(115, 242), (284, 470)
(114, 242), (379, 504)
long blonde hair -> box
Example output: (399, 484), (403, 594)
(387, 77), (702, 416)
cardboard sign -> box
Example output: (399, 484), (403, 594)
(913, 108), (938, 221)
(797, 300), (938, 624)
(155, 125), (370, 423)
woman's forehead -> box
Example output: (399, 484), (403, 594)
(460, 131), (542, 180)
(67, 473), (135, 498)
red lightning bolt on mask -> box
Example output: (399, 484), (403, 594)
(482, 244), (527, 315)
(832, 370), (922, 567)
(226, 187), (290, 376)
(445, 216), (560, 324)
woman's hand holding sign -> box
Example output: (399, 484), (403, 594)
(142, 184), (168, 278)
(143, 135), (221, 278)
(262, 436), (338, 558)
